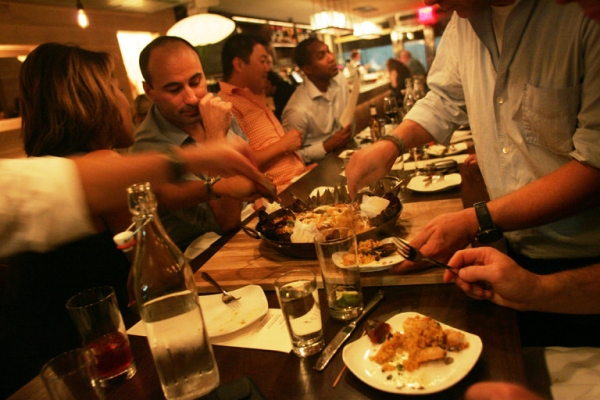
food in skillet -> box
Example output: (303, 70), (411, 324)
(258, 192), (402, 244)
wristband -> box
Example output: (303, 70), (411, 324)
(163, 146), (186, 182)
(378, 135), (405, 157)
(205, 176), (222, 199)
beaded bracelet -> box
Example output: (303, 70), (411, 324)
(379, 134), (405, 156)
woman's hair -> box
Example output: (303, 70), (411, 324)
(20, 43), (125, 157)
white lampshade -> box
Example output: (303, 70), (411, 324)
(353, 21), (381, 39)
(167, 14), (236, 46)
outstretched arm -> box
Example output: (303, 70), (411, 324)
(446, 247), (600, 314)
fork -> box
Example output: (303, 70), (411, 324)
(423, 173), (445, 187)
(201, 272), (242, 307)
(392, 238), (492, 290)
(392, 237), (459, 276)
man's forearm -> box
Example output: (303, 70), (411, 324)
(531, 264), (600, 314)
(391, 119), (437, 150)
(253, 142), (288, 169)
(488, 160), (600, 232)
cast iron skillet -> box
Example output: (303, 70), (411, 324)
(243, 193), (402, 259)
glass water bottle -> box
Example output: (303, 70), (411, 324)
(127, 182), (219, 400)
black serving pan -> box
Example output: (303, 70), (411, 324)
(243, 191), (403, 260)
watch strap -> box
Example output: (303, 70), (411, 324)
(205, 176), (222, 199)
(474, 201), (495, 231)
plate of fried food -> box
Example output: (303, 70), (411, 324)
(333, 238), (404, 272)
(343, 312), (482, 394)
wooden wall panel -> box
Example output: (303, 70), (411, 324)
(0, 1), (177, 157)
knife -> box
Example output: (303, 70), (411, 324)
(313, 290), (385, 371)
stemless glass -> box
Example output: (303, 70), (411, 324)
(66, 286), (136, 387)
(40, 348), (105, 400)
(274, 269), (325, 357)
(314, 228), (364, 321)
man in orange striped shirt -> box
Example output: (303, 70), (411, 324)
(219, 33), (309, 193)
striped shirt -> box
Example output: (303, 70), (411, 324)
(219, 82), (307, 192)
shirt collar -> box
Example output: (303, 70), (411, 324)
(304, 75), (339, 101)
(150, 103), (196, 147)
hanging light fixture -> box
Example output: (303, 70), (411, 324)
(76, 0), (89, 29)
(310, 0), (353, 35)
(167, 14), (235, 46)
(353, 20), (382, 39)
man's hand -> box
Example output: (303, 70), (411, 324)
(465, 382), (546, 400)
(212, 175), (269, 202)
(345, 140), (399, 198)
(445, 247), (542, 312)
(279, 129), (303, 153)
(182, 140), (277, 202)
(323, 125), (352, 153)
(200, 93), (232, 140)
(390, 208), (478, 273)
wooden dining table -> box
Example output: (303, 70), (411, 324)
(8, 146), (552, 400)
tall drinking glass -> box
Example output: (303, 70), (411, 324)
(314, 228), (364, 321)
(66, 286), (136, 387)
(274, 269), (325, 357)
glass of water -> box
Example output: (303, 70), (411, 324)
(275, 269), (325, 357)
(314, 228), (364, 321)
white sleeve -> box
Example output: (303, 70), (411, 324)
(0, 157), (96, 257)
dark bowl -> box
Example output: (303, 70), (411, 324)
(243, 198), (402, 259)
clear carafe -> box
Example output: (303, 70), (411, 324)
(127, 182), (219, 400)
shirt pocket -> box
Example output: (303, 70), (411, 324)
(521, 83), (581, 156)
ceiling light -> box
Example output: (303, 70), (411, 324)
(310, 11), (353, 35)
(353, 21), (381, 39)
(232, 16), (267, 25)
(167, 14), (235, 46)
(76, 0), (89, 29)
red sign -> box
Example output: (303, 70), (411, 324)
(417, 6), (436, 24)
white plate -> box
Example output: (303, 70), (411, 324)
(343, 312), (483, 395)
(407, 173), (462, 193)
(332, 238), (405, 273)
(393, 152), (411, 165)
(425, 142), (468, 157)
(338, 149), (356, 159)
(199, 285), (268, 338)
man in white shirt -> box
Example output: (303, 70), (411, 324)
(347, 0), (600, 268)
(282, 38), (352, 164)
(346, 0), (600, 349)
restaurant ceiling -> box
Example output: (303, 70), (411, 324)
(8, 0), (425, 24)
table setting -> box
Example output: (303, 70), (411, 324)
(8, 138), (553, 400)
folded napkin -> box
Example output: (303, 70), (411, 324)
(545, 346), (600, 400)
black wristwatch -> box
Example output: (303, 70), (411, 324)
(473, 202), (503, 244)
